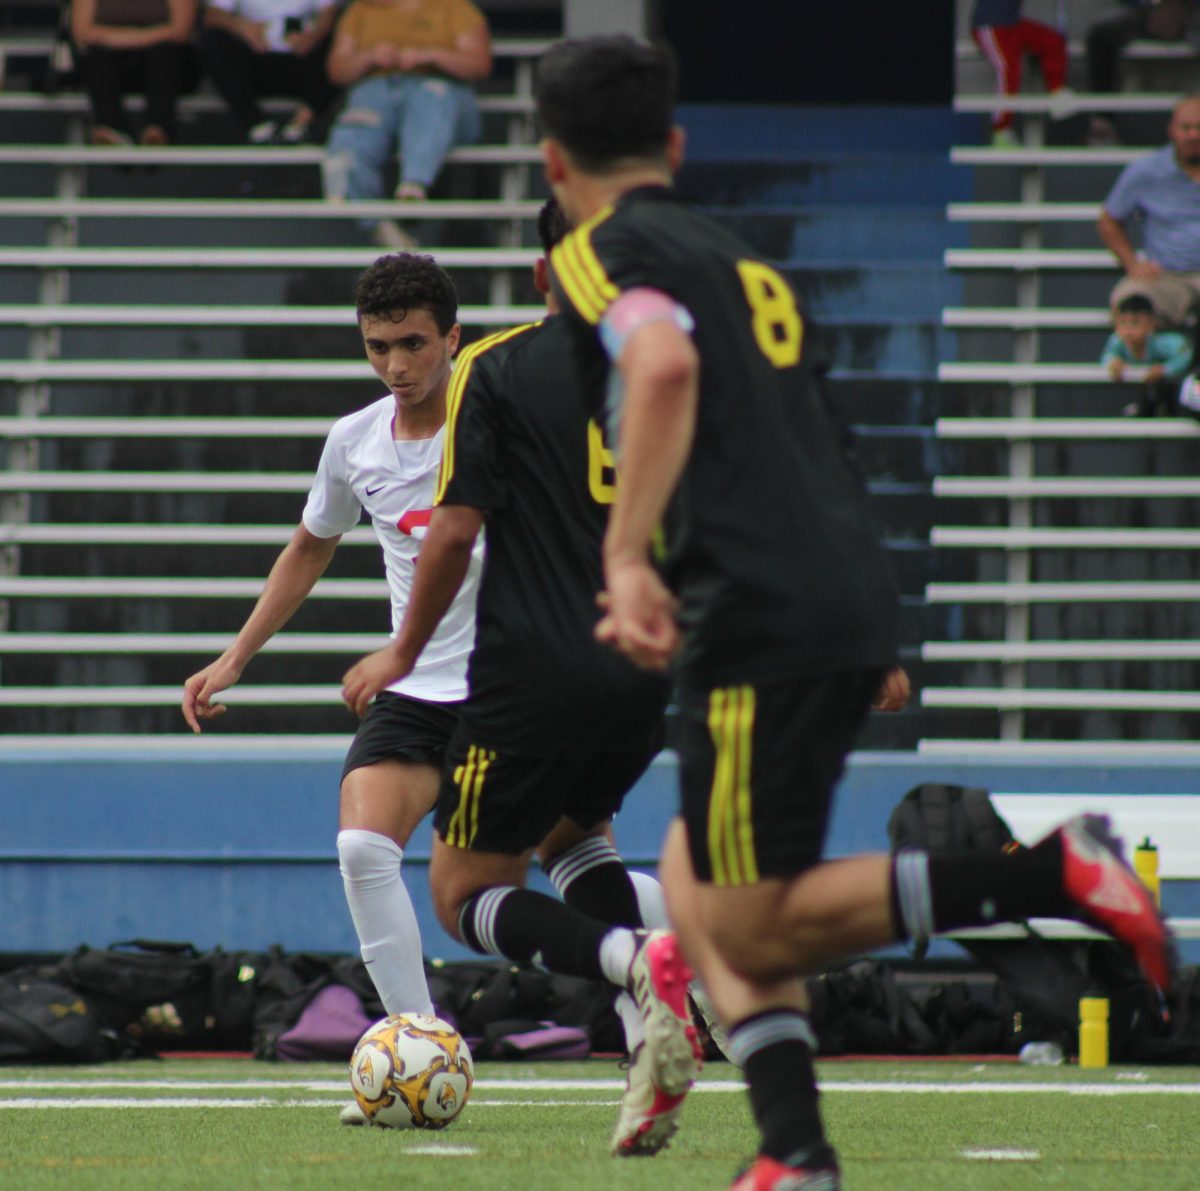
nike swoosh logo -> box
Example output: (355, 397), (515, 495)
(365, 484), (386, 496)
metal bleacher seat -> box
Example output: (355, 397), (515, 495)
(0, 36), (559, 732)
(924, 48), (1200, 748)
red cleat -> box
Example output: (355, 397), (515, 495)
(729, 1155), (840, 1191)
(1050, 814), (1176, 995)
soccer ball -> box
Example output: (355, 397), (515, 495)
(348, 1012), (474, 1129)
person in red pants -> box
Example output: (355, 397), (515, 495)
(972, 0), (1070, 146)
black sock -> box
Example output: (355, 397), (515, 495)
(891, 835), (1069, 945)
(727, 1010), (833, 1169)
(458, 885), (609, 980)
(543, 836), (643, 928)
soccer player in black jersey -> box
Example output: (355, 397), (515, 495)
(341, 199), (704, 1157)
(533, 35), (1175, 1191)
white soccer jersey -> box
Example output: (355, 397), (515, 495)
(302, 394), (481, 702)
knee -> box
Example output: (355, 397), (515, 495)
(337, 828), (401, 889)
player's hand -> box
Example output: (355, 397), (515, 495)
(181, 658), (243, 733)
(872, 665), (911, 713)
(1128, 259), (1162, 284)
(595, 559), (680, 671)
(342, 646), (412, 718)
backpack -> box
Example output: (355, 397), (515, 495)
(0, 971), (122, 1064)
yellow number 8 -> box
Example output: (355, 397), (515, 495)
(736, 259), (803, 368)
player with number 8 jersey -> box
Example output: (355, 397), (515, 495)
(549, 186), (901, 689)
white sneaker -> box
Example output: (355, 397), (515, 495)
(339, 1101), (370, 1126)
(1047, 86), (1077, 121)
(249, 120), (276, 145)
(610, 1044), (688, 1157)
(611, 931), (703, 1156)
(371, 219), (419, 250)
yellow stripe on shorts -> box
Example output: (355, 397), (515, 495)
(706, 685), (758, 886)
(447, 744), (496, 848)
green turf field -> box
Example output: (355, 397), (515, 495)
(3, 1057), (1200, 1190)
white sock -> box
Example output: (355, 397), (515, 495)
(598, 927), (638, 987)
(628, 869), (668, 930)
(337, 828), (434, 1016)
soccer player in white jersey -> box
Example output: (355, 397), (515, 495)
(182, 256), (480, 1113)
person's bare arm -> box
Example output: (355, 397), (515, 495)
(341, 504), (483, 716)
(74, 0), (197, 49)
(596, 319), (698, 671)
(326, 26), (397, 85)
(396, 23), (492, 81)
(203, 3), (268, 52)
(286, 2), (340, 56)
(181, 523), (340, 731)
(1098, 208), (1161, 282)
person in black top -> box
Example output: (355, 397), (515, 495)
(341, 200), (703, 1158)
(534, 35), (1175, 1191)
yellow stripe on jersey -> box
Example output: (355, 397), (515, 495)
(549, 204), (617, 325)
(446, 744), (497, 848)
(706, 685), (759, 886)
(435, 322), (539, 505)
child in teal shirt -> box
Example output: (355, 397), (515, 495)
(1103, 294), (1194, 415)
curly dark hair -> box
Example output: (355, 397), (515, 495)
(535, 36), (677, 173)
(354, 253), (459, 334)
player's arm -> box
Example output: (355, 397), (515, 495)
(598, 291), (699, 671)
(341, 504), (483, 717)
(181, 524), (340, 731)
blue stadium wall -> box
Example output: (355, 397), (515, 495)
(3, 745), (1198, 960)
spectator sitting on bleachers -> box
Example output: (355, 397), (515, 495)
(1102, 293), (1194, 415)
(1084, 0), (1197, 146)
(199, 0), (340, 144)
(321, 0), (492, 249)
(1099, 94), (1200, 329)
(70, 0), (199, 146)
(971, 0), (1070, 148)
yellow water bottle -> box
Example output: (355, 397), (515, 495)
(1079, 995), (1109, 1069)
(1133, 836), (1160, 908)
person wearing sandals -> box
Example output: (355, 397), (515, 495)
(199, 0), (340, 145)
(70, 0), (199, 146)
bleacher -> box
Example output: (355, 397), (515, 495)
(0, 21), (560, 735)
(929, 4), (1200, 750)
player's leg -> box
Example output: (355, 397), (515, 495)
(337, 692), (459, 1017)
(660, 820), (835, 1188)
(429, 736), (701, 1154)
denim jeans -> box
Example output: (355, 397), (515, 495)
(323, 73), (481, 225)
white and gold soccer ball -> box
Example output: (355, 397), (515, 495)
(348, 1012), (474, 1129)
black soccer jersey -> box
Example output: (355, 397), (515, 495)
(550, 185), (901, 687)
(435, 315), (669, 753)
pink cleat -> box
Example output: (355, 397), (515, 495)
(1050, 814), (1176, 995)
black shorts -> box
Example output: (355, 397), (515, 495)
(434, 722), (663, 855)
(676, 668), (883, 885)
(341, 691), (462, 783)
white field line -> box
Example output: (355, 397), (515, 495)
(4, 1077), (1200, 1098)
(962, 1149), (1040, 1161)
(0, 1098), (622, 1109)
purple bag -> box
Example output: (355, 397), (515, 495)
(275, 985), (372, 1062)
